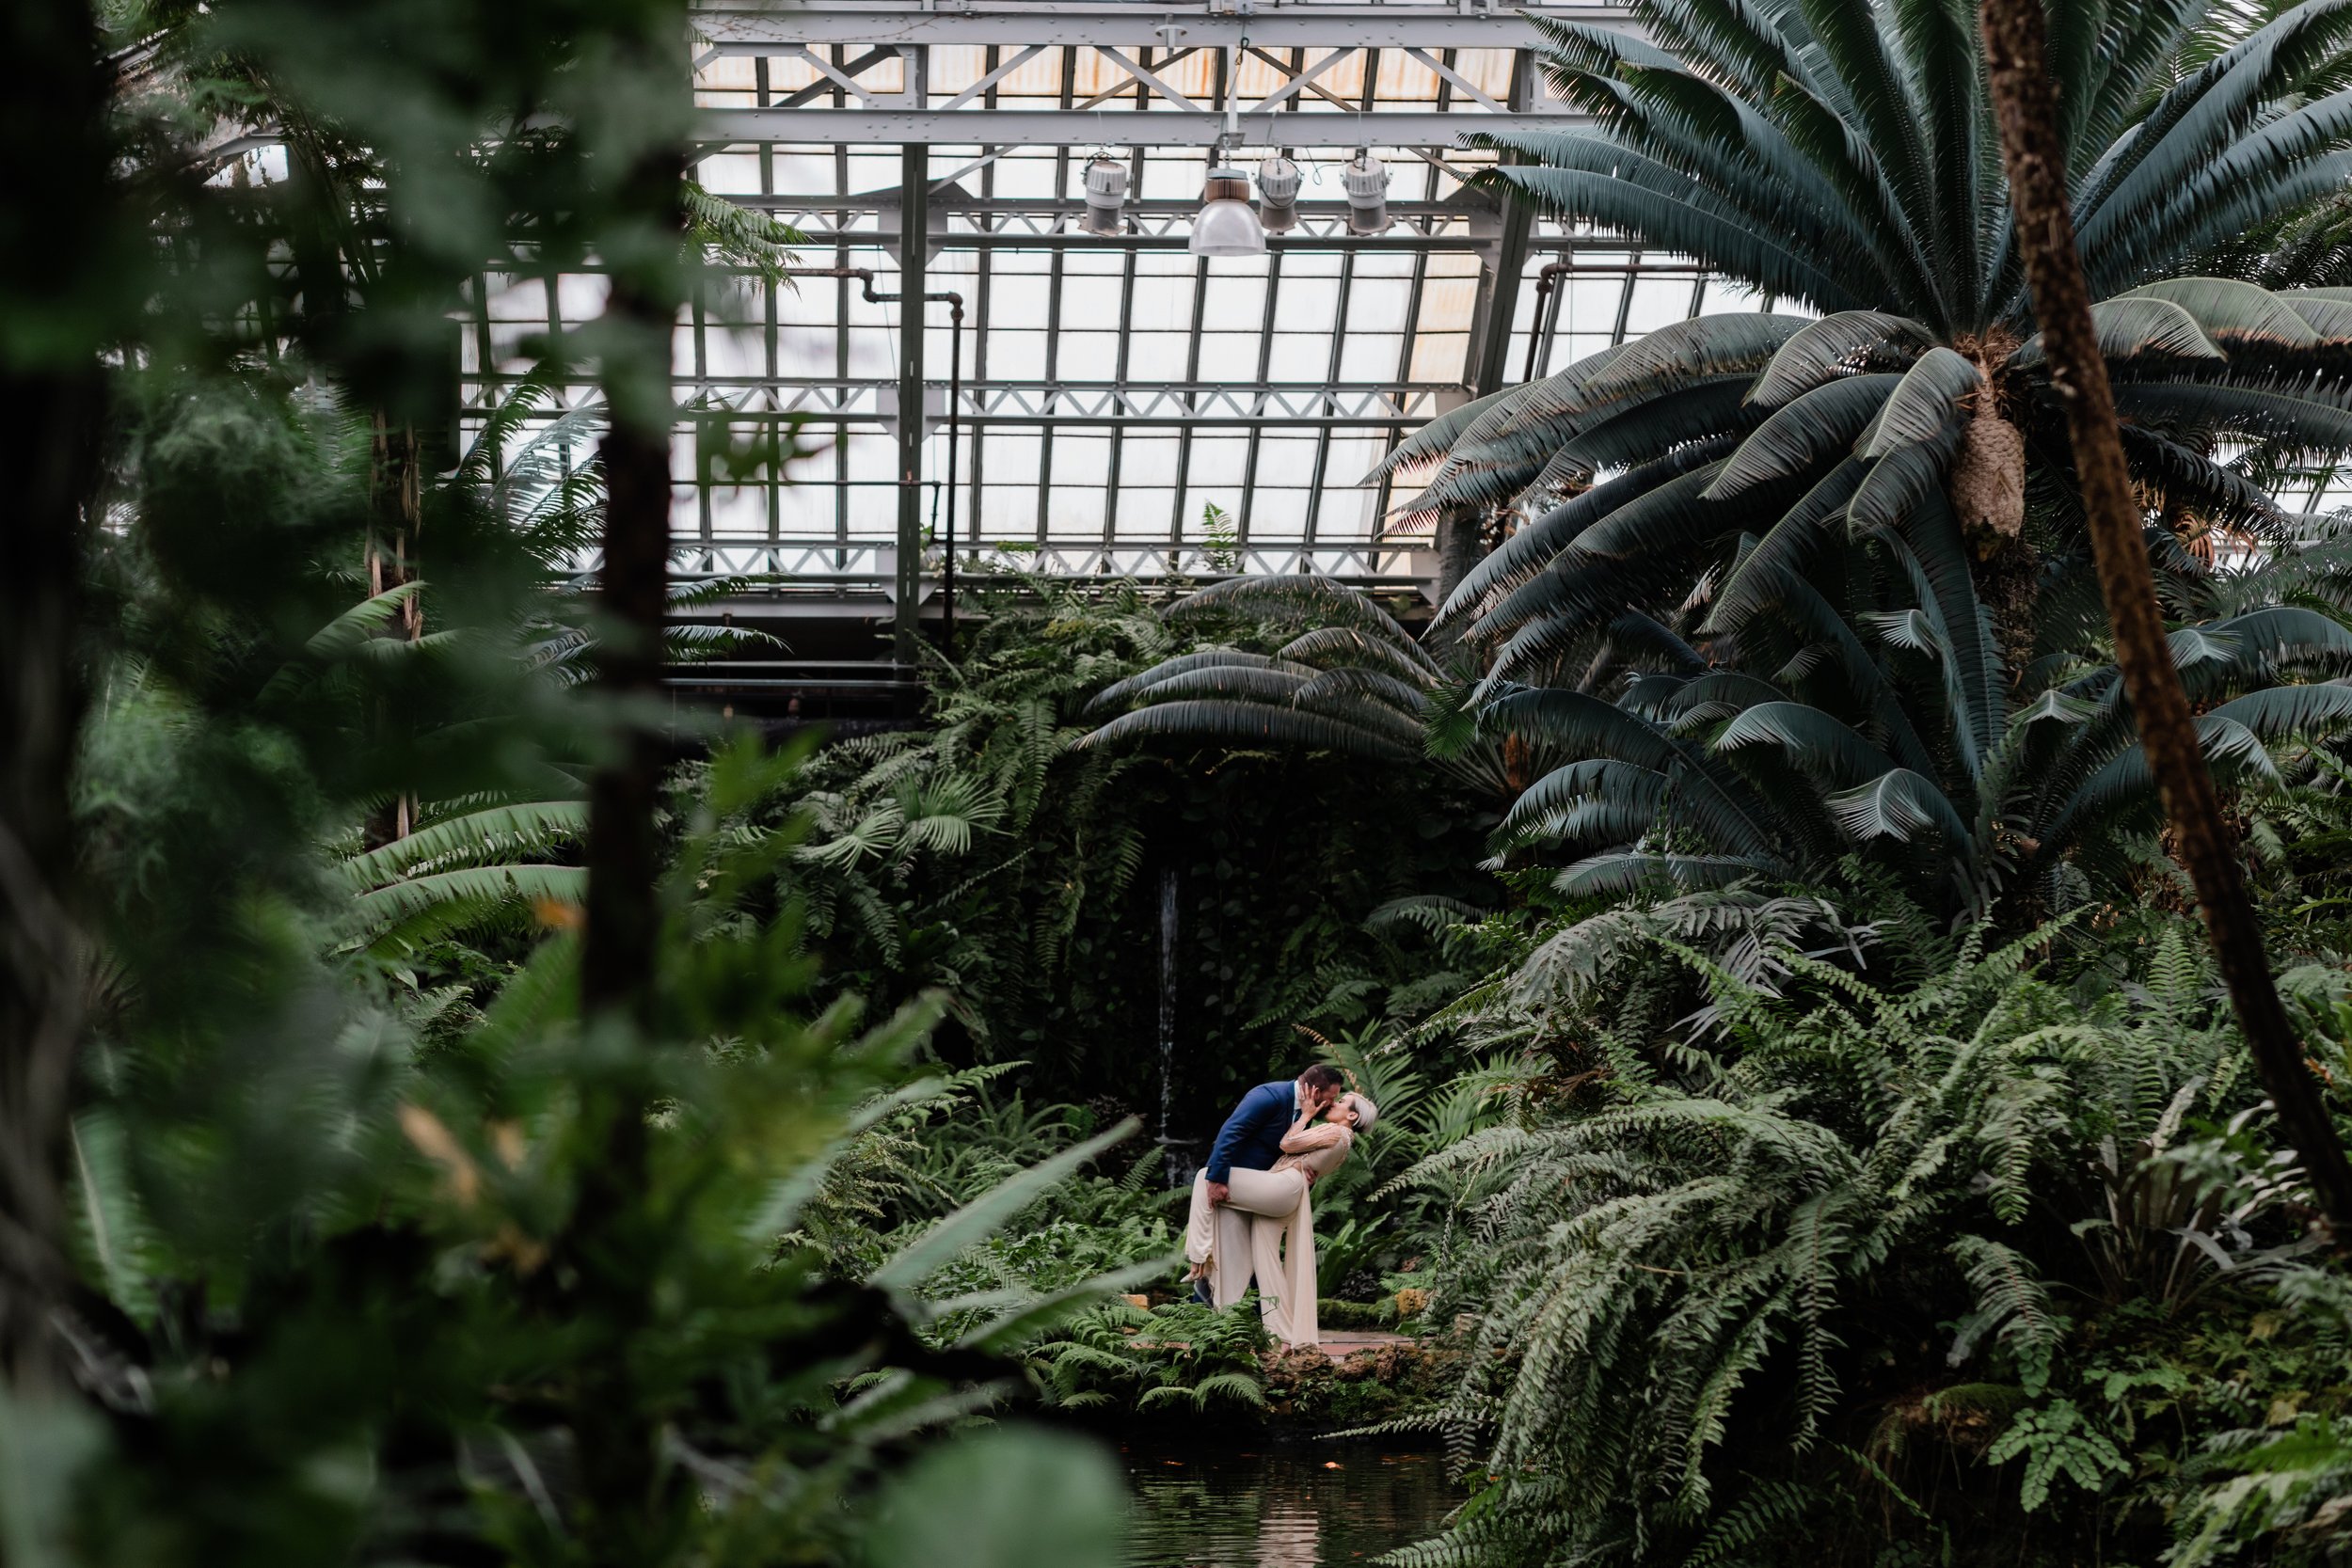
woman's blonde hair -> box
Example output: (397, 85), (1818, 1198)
(1343, 1092), (1378, 1133)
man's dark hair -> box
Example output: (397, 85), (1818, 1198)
(1299, 1064), (1344, 1093)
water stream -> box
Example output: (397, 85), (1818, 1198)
(1119, 1440), (1459, 1567)
(1155, 865), (1184, 1183)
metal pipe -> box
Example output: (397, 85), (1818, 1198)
(944, 293), (963, 647)
(1521, 258), (1569, 383)
(776, 266), (966, 647)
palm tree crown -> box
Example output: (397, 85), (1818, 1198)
(1490, 0), (2352, 336)
(1087, 1), (2352, 921)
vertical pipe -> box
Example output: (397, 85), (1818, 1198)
(944, 296), (962, 646)
(895, 142), (927, 670)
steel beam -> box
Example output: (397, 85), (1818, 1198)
(1467, 52), (1536, 398)
(722, 196), (1495, 219)
(693, 4), (1634, 50)
(699, 107), (1574, 147)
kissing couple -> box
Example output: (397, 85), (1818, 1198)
(1179, 1063), (1377, 1348)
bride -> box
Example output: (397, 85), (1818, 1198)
(1182, 1089), (1377, 1347)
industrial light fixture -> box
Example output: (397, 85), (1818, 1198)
(1343, 149), (1391, 234)
(1081, 153), (1129, 236)
(1188, 42), (1266, 259)
(1255, 154), (1302, 233)
(1189, 161), (1265, 256)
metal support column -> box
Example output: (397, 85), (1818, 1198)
(1466, 51), (1536, 400)
(1442, 48), (1536, 602)
(894, 142), (927, 666)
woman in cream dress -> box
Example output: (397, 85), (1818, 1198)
(1182, 1091), (1376, 1347)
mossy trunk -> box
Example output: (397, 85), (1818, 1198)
(1982, 0), (2352, 1236)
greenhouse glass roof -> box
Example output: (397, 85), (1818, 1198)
(448, 2), (2352, 598)
(462, 3), (1796, 591)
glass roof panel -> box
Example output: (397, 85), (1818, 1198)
(454, 13), (1802, 586)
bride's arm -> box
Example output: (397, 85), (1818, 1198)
(1278, 1109), (1318, 1153)
(1279, 1121), (1344, 1155)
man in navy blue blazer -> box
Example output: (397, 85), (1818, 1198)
(1193, 1064), (1344, 1303)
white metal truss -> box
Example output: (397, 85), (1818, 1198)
(577, 538), (1446, 593)
(695, 4), (1634, 53)
(449, 1), (1768, 612)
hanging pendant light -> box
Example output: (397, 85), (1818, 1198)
(1188, 42), (1265, 259)
(1189, 163), (1265, 256)
(1255, 154), (1302, 233)
(1343, 149), (1391, 235)
(1081, 153), (1129, 236)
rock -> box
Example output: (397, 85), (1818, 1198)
(1394, 1287), (1431, 1318)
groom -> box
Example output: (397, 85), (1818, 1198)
(1192, 1063), (1344, 1306)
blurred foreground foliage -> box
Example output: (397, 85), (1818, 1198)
(5, 0), (1145, 1562)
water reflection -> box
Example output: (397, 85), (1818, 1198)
(1120, 1441), (1458, 1568)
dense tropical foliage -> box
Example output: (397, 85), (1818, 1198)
(1057, 0), (2352, 1562)
(31, 0), (2352, 1564)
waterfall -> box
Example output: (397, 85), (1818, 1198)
(1156, 865), (1181, 1184)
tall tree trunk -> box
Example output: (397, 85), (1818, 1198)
(570, 25), (686, 1561)
(0, 0), (108, 1394)
(364, 412), (421, 847)
(580, 228), (676, 1034)
(1981, 0), (2352, 1233)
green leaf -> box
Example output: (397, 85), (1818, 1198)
(2013, 296), (2225, 369)
(68, 1111), (157, 1322)
(1440, 441), (1734, 628)
(1747, 312), (1936, 409)
(1277, 626), (1437, 685)
(2205, 680), (2352, 740)
(340, 801), (588, 891)
(871, 1117), (1141, 1291)
(1115, 665), (1314, 708)
(1848, 442), (1953, 535)
(861, 1427), (1129, 1568)
(1077, 700), (1417, 761)
(1704, 460), (1867, 636)
(350, 864), (587, 928)
(1166, 576), (1434, 669)
(2121, 277), (2321, 350)
(1088, 650), (1303, 714)
(952, 1256), (1182, 1350)
(1574, 311), (1820, 403)
(305, 581), (425, 660)
(1715, 701), (1899, 784)
(1858, 348), (1981, 458)
(1705, 374), (1899, 500)
(0, 1390), (105, 1568)
(2115, 378), (2352, 452)
(1555, 852), (1783, 895)
(1364, 380), (1534, 481)
(1493, 163), (1864, 312)
(1825, 768), (1972, 846)
(2010, 688), (2099, 728)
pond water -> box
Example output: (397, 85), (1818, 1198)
(1119, 1440), (1460, 1567)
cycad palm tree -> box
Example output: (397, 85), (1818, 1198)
(1363, 0), (2352, 917)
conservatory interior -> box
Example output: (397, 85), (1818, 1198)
(22, 0), (2352, 1564)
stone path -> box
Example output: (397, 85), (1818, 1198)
(1314, 1330), (1416, 1358)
